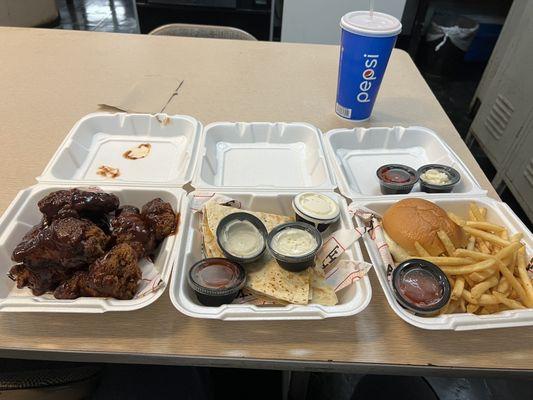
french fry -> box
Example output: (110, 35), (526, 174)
(510, 233), (523, 242)
(465, 221), (505, 232)
(462, 289), (499, 305)
(438, 230), (456, 256)
(469, 210), (477, 222)
(471, 275), (499, 299)
(451, 276), (465, 301)
(500, 229), (508, 240)
(456, 242), (522, 262)
(458, 297), (466, 313)
(476, 237), (491, 254)
(441, 259), (496, 275)
(419, 256), (475, 266)
(464, 276), (475, 288)
(414, 241), (430, 257)
(469, 267), (497, 283)
(498, 261), (528, 307)
(463, 226), (511, 247)
(448, 212), (465, 226)
(497, 304), (510, 312)
(383, 231), (411, 263)
(470, 203), (484, 222)
(484, 304), (499, 313)
(493, 291), (526, 310)
(479, 307), (490, 315)
(496, 276), (509, 293)
(466, 303), (480, 314)
(480, 207), (487, 220)
(467, 236), (476, 251)
(517, 247), (533, 306)
(446, 300), (458, 314)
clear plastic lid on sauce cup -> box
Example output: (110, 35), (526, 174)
(267, 222), (322, 273)
(417, 164), (461, 194)
(216, 212), (267, 263)
(392, 259), (451, 316)
(188, 258), (246, 307)
(376, 164), (418, 195)
(292, 193), (340, 232)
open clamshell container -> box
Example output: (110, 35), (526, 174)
(354, 195), (533, 330)
(324, 126), (486, 198)
(0, 184), (187, 313)
(170, 122), (372, 320)
(0, 112), (200, 312)
(38, 112), (201, 187)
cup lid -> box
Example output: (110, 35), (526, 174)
(293, 193), (340, 222)
(216, 212), (267, 263)
(392, 259), (451, 314)
(341, 11), (402, 37)
(188, 258), (246, 297)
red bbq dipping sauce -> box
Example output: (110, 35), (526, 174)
(392, 259), (451, 316)
(376, 164), (418, 195)
(188, 258), (246, 307)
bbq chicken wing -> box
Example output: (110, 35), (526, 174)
(110, 209), (156, 258)
(141, 198), (177, 241)
(38, 189), (119, 223)
(54, 243), (141, 300)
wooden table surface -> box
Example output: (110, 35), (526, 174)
(1, 27), (530, 375)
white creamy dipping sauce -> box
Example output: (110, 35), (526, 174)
(295, 193), (339, 220)
(271, 228), (318, 257)
(219, 220), (264, 258)
(420, 169), (451, 185)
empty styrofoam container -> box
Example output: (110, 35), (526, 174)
(324, 126), (486, 198)
(0, 184), (187, 313)
(170, 191), (372, 320)
(192, 122), (336, 191)
(354, 195), (533, 330)
(38, 112), (201, 187)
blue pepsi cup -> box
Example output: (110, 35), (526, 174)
(336, 11), (402, 121)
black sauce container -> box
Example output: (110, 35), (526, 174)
(392, 259), (451, 316)
(216, 212), (268, 264)
(266, 222), (322, 272)
(292, 192), (341, 232)
(417, 164), (461, 193)
(376, 164), (419, 195)
(188, 258), (246, 306)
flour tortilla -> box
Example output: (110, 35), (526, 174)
(246, 259), (310, 305)
(204, 201), (292, 235)
(310, 269), (338, 306)
(201, 200), (310, 304)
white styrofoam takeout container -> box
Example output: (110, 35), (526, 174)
(0, 184), (187, 313)
(354, 194), (533, 330)
(170, 191), (372, 320)
(324, 126), (486, 199)
(0, 112), (198, 312)
(192, 122), (336, 191)
(169, 121), (371, 320)
(38, 112), (202, 187)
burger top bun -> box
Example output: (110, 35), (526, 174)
(382, 198), (467, 256)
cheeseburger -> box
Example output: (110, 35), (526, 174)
(382, 198), (466, 261)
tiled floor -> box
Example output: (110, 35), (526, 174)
(56, 0), (139, 33)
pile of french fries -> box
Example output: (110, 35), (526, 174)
(414, 203), (532, 315)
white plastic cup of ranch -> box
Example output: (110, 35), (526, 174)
(335, 11), (402, 121)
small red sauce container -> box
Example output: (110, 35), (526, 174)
(188, 258), (246, 307)
(376, 164), (418, 195)
(392, 259), (451, 316)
